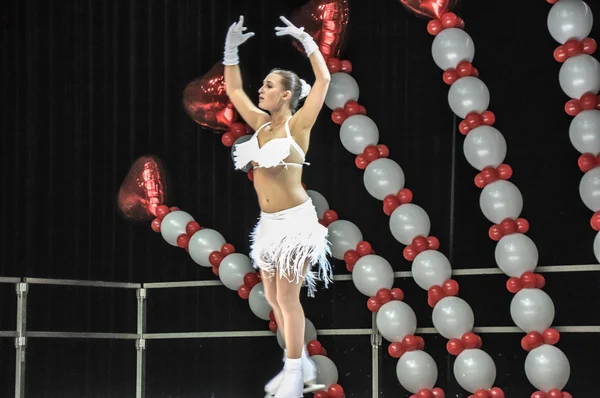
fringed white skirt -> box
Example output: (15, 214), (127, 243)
(249, 198), (333, 297)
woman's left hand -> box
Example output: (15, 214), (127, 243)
(274, 16), (318, 57)
(274, 16), (308, 41)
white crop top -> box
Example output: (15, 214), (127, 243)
(232, 116), (310, 170)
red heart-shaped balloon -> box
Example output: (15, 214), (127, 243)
(183, 62), (238, 132)
(399, 0), (460, 19)
(290, 0), (350, 60)
(117, 155), (168, 222)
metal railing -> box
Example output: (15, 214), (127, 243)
(2, 264), (600, 397)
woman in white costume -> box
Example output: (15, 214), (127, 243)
(223, 14), (332, 398)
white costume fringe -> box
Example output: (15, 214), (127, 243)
(249, 198), (332, 297)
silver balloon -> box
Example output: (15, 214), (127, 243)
(431, 296), (474, 339)
(327, 220), (363, 260)
(559, 54), (600, 99)
(479, 180), (523, 224)
(248, 282), (272, 321)
(463, 126), (507, 171)
(218, 253), (255, 291)
(453, 349), (496, 393)
(547, 0), (594, 44)
(188, 228), (227, 267)
(594, 230), (600, 263)
(525, 345), (570, 391)
(389, 204), (431, 245)
(352, 254), (395, 297)
(277, 317), (317, 349)
(340, 114), (380, 155)
(306, 189), (329, 220)
(510, 288), (555, 333)
(411, 250), (453, 290)
(160, 210), (195, 246)
(579, 166), (600, 211)
(376, 300), (417, 342)
(311, 355), (339, 391)
(431, 27), (475, 70)
(231, 134), (252, 172)
(396, 350), (438, 393)
(448, 76), (490, 119)
(363, 158), (405, 200)
(324, 72), (359, 110)
(494, 233), (539, 278)
(569, 110), (600, 154)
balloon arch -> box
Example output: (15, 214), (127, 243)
(120, 0), (600, 397)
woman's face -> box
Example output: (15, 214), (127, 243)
(258, 73), (290, 112)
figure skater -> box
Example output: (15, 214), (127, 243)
(223, 14), (333, 398)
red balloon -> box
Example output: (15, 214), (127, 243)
(547, 389), (562, 398)
(244, 273), (260, 289)
(461, 332), (479, 349)
(344, 249), (360, 266)
(314, 392), (329, 398)
(442, 279), (459, 296)
(402, 335), (419, 351)
(543, 328), (560, 345)
(399, 0), (461, 19)
(268, 320), (278, 333)
(388, 342), (405, 358)
(446, 338), (464, 355)
(489, 387), (504, 398)
(307, 339), (323, 355)
(390, 287), (405, 301)
(290, 0), (350, 60)
(417, 389), (434, 398)
(176, 234), (190, 249)
(397, 188), (413, 204)
(183, 63), (238, 132)
(367, 297), (382, 312)
(357, 241), (373, 256)
(221, 243), (236, 256)
(117, 155), (168, 222)
(186, 221), (201, 236)
(327, 384), (344, 398)
(432, 388), (445, 398)
(238, 284), (250, 299)
(377, 288), (393, 304)
(151, 218), (161, 232)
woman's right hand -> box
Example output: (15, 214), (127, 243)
(223, 15), (255, 66)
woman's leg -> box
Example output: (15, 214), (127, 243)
(275, 262), (309, 359)
(261, 269), (285, 342)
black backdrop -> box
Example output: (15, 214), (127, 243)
(1, 0), (600, 396)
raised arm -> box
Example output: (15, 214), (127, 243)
(275, 16), (331, 133)
(223, 16), (270, 131)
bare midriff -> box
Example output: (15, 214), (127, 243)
(252, 165), (309, 213)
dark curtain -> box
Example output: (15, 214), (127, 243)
(1, 0), (599, 396)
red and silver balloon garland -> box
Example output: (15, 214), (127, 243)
(425, 5), (574, 398)
(546, 0), (600, 269)
(308, 189), (446, 398)
(322, 51), (504, 397)
(143, 190), (346, 397)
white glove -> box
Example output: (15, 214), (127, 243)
(223, 15), (255, 66)
(274, 16), (318, 57)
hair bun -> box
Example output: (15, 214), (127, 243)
(299, 78), (311, 99)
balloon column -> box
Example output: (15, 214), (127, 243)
(306, 190), (446, 397)
(546, 0), (600, 266)
(425, 5), (573, 398)
(323, 55), (504, 398)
